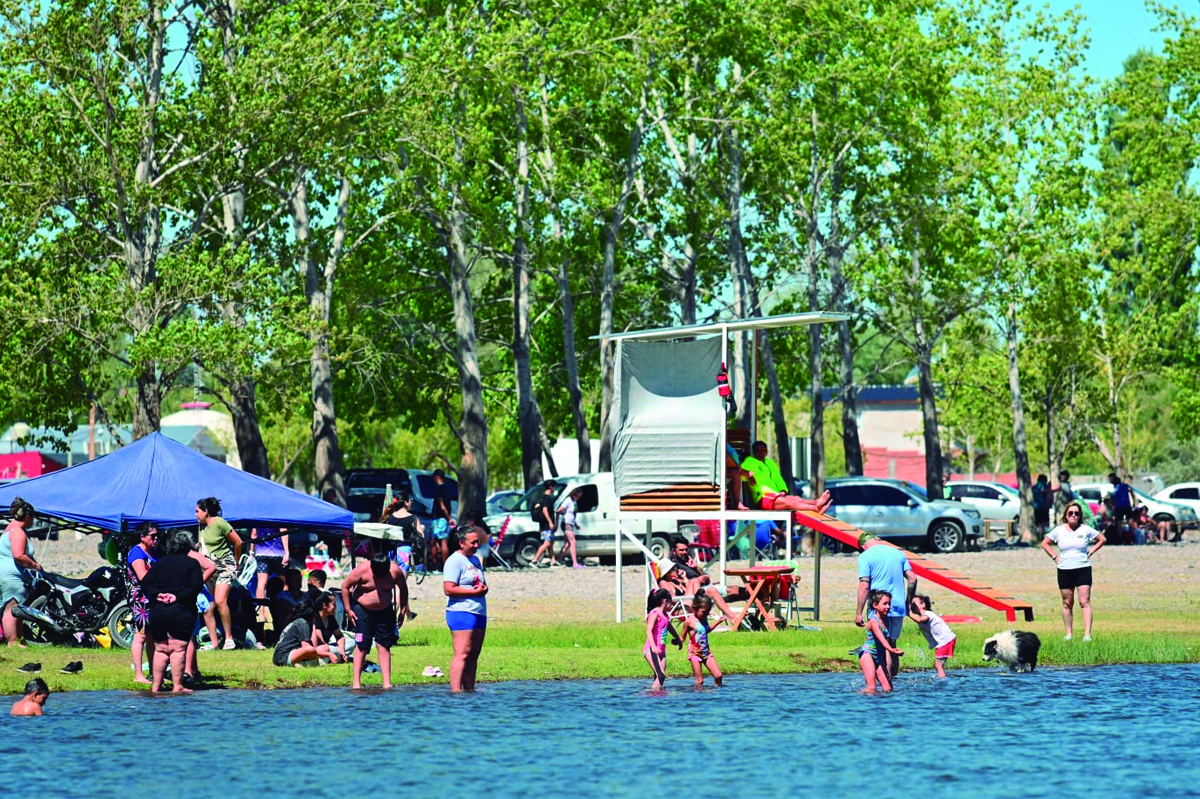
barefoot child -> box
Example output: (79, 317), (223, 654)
(682, 593), (725, 687)
(908, 595), (956, 678)
(342, 551), (409, 689)
(859, 591), (904, 693)
(10, 678), (49, 716)
(644, 589), (682, 690)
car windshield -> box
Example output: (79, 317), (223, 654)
(901, 481), (927, 498)
(507, 482), (567, 515)
(493, 493), (520, 512)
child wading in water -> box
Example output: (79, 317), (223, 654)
(858, 590), (904, 693)
(683, 593), (725, 687)
(907, 595), (956, 678)
(644, 588), (682, 690)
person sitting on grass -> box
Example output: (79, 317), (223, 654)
(272, 596), (338, 667)
(275, 568), (305, 625)
(312, 591), (346, 663)
(10, 678), (50, 716)
(305, 568), (328, 600)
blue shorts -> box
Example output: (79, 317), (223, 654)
(540, 528), (556, 542)
(430, 518), (450, 541)
(446, 611), (487, 631)
(883, 615), (904, 644)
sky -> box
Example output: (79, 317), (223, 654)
(1046, 0), (1172, 81)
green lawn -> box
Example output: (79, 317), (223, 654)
(5, 613), (1198, 695)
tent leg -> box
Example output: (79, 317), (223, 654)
(615, 509), (623, 623)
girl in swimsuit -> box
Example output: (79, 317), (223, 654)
(644, 589), (681, 691)
(858, 590), (904, 693)
(683, 592), (725, 687)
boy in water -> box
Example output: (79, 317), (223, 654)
(11, 678), (49, 716)
(341, 550), (409, 689)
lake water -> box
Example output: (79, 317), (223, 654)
(2, 664), (1197, 798)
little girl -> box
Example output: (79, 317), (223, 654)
(682, 593), (725, 687)
(908, 595), (956, 678)
(858, 590), (904, 693)
(644, 589), (681, 690)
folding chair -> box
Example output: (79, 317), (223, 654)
(648, 559), (691, 624)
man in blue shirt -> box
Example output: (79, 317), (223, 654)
(855, 533), (917, 677)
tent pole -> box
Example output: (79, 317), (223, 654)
(719, 325), (729, 591)
(615, 507), (623, 623)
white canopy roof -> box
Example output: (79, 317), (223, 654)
(594, 311), (851, 343)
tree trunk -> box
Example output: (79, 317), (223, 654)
(511, 92), (545, 490)
(598, 109), (644, 472)
(129, 2), (167, 440)
(557, 249), (592, 473)
(762, 332), (794, 488)
(228, 376), (270, 477)
(832, 241), (863, 476)
(915, 342), (944, 499)
(1006, 305), (1035, 538)
(446, 207), (489, 519)
(295, 172), (346, 505)
(725, 122), (753, 431)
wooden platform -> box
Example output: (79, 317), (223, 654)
(620, 483), (721, 512)
(794, 511), (1035, 622)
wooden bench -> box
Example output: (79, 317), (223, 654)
(620, 483), (722, 512)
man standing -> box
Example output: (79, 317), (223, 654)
(529, 481), (559, 567)
(1108, 473), (1134, 532)
(855, 533), (917, 678)
(740, 440), (789, 507)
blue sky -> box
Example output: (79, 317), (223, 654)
(1047, 0), (1170, 81)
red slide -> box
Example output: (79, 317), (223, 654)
(795, 511), (1035, 622)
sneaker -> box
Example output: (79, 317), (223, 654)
(60, 661), (83, 675)
(1064, 634), (1073, 641)
(199, 643), (216, 652)
(222, 639), (236, 650)
(16, 663), (41, 674)
(1083, 635), (1092, 642)
(572, 564), (585, 569)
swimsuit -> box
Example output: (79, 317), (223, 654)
(687, 615), (712, 663)
(644, 609), (670, 656)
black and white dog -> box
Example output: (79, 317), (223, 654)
(982, 630), (1042, 672)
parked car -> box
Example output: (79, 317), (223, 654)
(1075, 482), (1199, 528)
(484, 473), (674, 566)
(345, 468), (412, 494)
(946, 481), (1020, 521)
(1154, 483), (1200, 518)
(825, 477), (983, 553)
(486, 490), (523, 516)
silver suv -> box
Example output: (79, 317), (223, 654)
(826, 477), (983, 553)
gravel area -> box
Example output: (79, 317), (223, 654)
(32, 532), (1200, 628)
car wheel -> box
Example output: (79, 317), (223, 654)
(514, 535), (540, 568)
(648, 535), (671, 562)
(928, 521), (964, 554)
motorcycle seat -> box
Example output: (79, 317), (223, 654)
(44, 572), (87, 590)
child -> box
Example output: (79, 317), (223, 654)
(644, 589), (682, 690)
(908, 595), (956, 678)
(341, 551), (409, 689)
(858, 590), (904, 693)
(682, 593), (725, 687)
(10, 678), (50, 716)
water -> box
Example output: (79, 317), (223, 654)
(3, 664), (1198, 798)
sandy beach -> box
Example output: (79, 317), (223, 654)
(34, 532), (1199, 629)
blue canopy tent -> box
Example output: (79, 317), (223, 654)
(0, 432), (351, 532)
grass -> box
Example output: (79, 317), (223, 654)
(3, 611), (1198, 695)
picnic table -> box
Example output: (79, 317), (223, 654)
(724, 565), (795, 631)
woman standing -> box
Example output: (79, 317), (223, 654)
(195, 497), (242, 650)
(1041, 500), (1105, 641)
(1, 498), (43, 648)
(141, 531), (204, 693)
(126, 522), (159, 684)
(383, 492), (424, 569)
(443, 526), (488, 692)
(250, 526), (288, 621)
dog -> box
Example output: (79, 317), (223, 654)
(982, 630), (1042, 672)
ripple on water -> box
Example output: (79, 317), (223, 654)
(1, 664), (1198, 798)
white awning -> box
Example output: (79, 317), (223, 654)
(593, 311), (850, 342)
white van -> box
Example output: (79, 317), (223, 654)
(485, 473), (674, 566)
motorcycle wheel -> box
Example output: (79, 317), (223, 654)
(21, 596), (59, 647)
(106, 602), (136, 650)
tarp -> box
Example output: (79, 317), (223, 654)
(610, 337), (724, 497)
(0, 432), (352, 532)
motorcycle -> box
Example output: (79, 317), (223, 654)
(11, 566), (135, 650)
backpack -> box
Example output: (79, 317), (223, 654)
(531, 498), (545, 524)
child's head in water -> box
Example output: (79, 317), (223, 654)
(647, 588), (673, 614)
(691, 592), (713, 618)
(911, 595), (932, 613)
(869, 590), (892, 615)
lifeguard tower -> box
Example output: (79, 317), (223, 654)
(603, 313), (1035, 625)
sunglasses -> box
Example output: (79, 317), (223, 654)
(1066, 512), (1081, 517)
